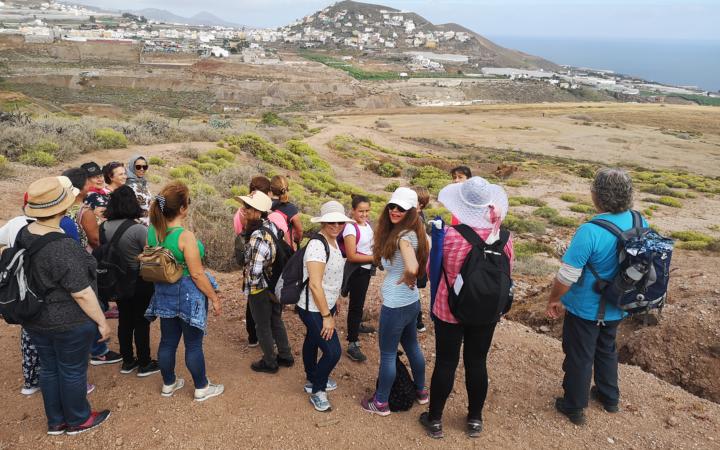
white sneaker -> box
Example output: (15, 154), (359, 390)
(194, 381), (224, 402)
(161, 378), (185, 397)
(21, 386), (40, 396)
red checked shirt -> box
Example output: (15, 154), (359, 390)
(432, 226), (514, 324)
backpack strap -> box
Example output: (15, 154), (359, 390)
(630, 210), (643, 232)
(21, 228), (70, 298)
(588, 219), (624, 241)
(107, 220), (135, 249)
(452, 224), (486, 248)
(305, 233), (331, 311)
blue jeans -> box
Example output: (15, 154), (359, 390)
(298, 306), (341, 394)
(27, 321), (96, 427)
(158, 317), (208, 389)
(376, 302), (426, 404)
(90, 333), (108, 357)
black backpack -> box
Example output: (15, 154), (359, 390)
(0, 228), (67, 325)
(258, 226), (294, 291)
(441, 225), (512, 326)
(92, 220), (136, 304)
(376, 352), (416, 412)
(275, 233), (330, 307)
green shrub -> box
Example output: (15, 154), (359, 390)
(169, 164), (199, 180)
(560, 194), (578, 202)
(286, 140), (331, 173)
(576, 165), (595, 179)
(677, 240), (709, 250)
(504, 179), (528, 187)
(570, 204), (595, 214)
(0, 155), (11, 177)
(260, 111), (288, 127)
(224, 198), (241, 209)
(196, 162), (222, 174)
(510, 196), (547, 207)
(549, 216), (578, 227)
(20, 150), (56, 167)
(148, 156), (165, 166)
(515, 241), (555, 258)
(190, 182), (217, 196)
(225, 133), (304, 171)
(205, 148), (235, 162)
(33, 140), (60, 154)
(642, 208), (654, 218)
(147, 174), (162, 184)
(94, 128), (128, 149)
(533, 206), (559, 219)
(230, 185), (250, 197)
(639, 183), (684, 198)
(670, 231), (714, 242)
(375, 162), (402, 178)
(385, 181), (400, 192)
(504, 214), (546, 234)
(410, 166), (452, 195)
(654, 196), (683, 208)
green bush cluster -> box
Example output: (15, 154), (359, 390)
(570, 203), (595, 214)
(205, 148), (236, 162)
(0, 155), (11, 176)
(369, 161), (402, 178)
(510, 196), (547, 207)
(223, 134), (303, 171)
(632, 170), (720, 195)
(504, 213), (546, 234)
(670, 231), (714, 242)
(148, 156), (165, 166)
(410, 166), (452, 195)
(514, 241), (555, 258)
(33, 140), (60, 154)
(533, 206), (559, 219)
(644, 196), (683, 208)
(549, 216), (579, 227)
(638, 183), (685, 198)
(169, 164), (199, 181)
(230, 185), (250, 197)
(385, 181), (400, 192)
(504, 179), (528, 187)
(94, 128), (128, 149)
(286, 140), (332, 173)
(560, 193), (578, 202)
(20, 150), (56, 167)
(260, 111), (289, 127)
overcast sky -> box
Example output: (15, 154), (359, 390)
(72, 0), (719, 40)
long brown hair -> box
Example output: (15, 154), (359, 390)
(149, 181), (190, 243)
(270, 175), (290, 203)
(373, 205), (429, 279)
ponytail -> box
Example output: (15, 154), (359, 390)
(149, 181), (190, 243)
(270, 175), (290, 203)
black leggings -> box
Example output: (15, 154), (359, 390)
(117, 278), (154, 366)
(246, 302), (257, 343)
(428, 319), (497, 421)
(346, 267), (372, 343)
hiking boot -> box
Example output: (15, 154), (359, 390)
(47, 423), (67, 436)
(86, 383), (95, 395)
(346, 342), (367, 362)
(304, 378), (338, 394)
(467, 419), (483, 438)
(120, 359), (139, 374)
(248, 339), (259, 348)
(416, 388), (429, 405)
(90, 350), (122, 366)
(590, 386), (619, 413)
(554, 398), (586, 425)
(251, 359), (279, 374)
(137, 360), (160, 377)
(194, 381), (224, 402)
(65, 410), (111, 435)
(361, 395), (390, 417)
(309, 391), (332, 412)
(21, 386), (40, 396)
(419, 412), (443, 439)
(161, 378), (185, 397)
(276, 355), (295, 368)
(358, 323), (375, 334)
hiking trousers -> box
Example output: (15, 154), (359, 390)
(346, 267), (372, 343)
(561, 311), (621, 410)
(118, 278), (154, 366)
(248, 289), (293, 367)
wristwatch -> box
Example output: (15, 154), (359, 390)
(322, 312), (332, 318)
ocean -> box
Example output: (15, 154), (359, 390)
(489, 36), (720, 92)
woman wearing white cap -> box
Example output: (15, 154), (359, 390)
(419, 177), (514, 439)
(297, 200), (354, 412)
(239, 190), (294, 374)
(361, 187), (429, 417)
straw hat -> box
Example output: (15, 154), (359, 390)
(25, 176), (77, 218)
(237, 190), (272, 212)
(438, 176), (509, 230)
(311, 200), (355, 223)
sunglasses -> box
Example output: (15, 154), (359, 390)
(325, 222), (346, 226)
(388, 203), (407, 213)
(135, 165), (149, 171)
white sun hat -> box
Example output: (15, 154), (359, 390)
(438, 176), (509, 242)
(237, 190), (272, 212)
(388, 187), (418, 211)
(311, 200), (355, 223)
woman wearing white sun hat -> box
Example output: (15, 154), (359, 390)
(297, 200), (355, 413)
(419, 177), (514, 439)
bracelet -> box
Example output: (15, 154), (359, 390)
(322, 312), (331, 318)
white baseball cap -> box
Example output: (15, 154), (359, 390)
(388, 187), (418, 211)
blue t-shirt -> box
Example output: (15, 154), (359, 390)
(60, 216), (80, 242)
(381, 231), (420, 308)
(561, 211), (648, 322)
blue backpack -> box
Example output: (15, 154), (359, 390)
(586, 210), (674, 323)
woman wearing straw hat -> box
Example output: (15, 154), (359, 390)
(419, 177), (513, 439)
(361, 187), (430, 417)
(297, 201), (354, 412)
(238, 190), (294, 374)
(17, 177), (112, 435)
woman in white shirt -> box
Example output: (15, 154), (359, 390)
(296, 201), (354, 413)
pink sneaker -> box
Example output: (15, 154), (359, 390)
(360, 395), (391, 416)
(416, 388), (429, 405)
(86, 383), (95, 395)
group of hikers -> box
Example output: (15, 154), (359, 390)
(0, 157), (668, 439)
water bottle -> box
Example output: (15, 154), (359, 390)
(625, 263), (645, 282)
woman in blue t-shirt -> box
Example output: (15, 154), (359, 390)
(546, 168), (642, 425)
(361, 188), (429, 416)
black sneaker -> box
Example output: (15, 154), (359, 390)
(276, 355), (295, 368)
(590, 386), (619, 413)
(346, 343), (367, 362)
(66, 410), (111, 435)
(137, 360), (160, 377)
(90, 350), (122, 366)
(419, 412), (443, 439)
(358, 324), (376, 334)
(120, 359), (139, 374)
(555, 398), (586, 425)
(467, 419), (483, 438)
(251, 359), (279, 374)
(47, 423), (67, 436)
(417, 322), (427, 332)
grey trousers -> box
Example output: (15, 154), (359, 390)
(248, 290), (292, 366)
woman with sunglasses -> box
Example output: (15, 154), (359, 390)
(361, 187), (430, 416)
(126, 156), (153, 225)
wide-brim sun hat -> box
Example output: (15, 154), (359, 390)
(25, 176), (77, 218)
(438, 176), (509, 230)
(237, 190), (272, 213)
(388, 186), (418, 210)
(311, 200), (355, 223)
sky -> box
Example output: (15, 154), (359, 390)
(72, 0), (720, 41)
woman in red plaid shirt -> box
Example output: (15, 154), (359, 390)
(419, 177), (513, 439)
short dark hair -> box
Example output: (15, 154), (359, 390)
(451, 165), (472, 179)
(350, 194), (370, 209)
(61, 167), (88, 191)
(104, 185), (143, 220)
(103, 161), (123, 185)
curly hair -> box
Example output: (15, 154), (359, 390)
(591, 168), (633, 213)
